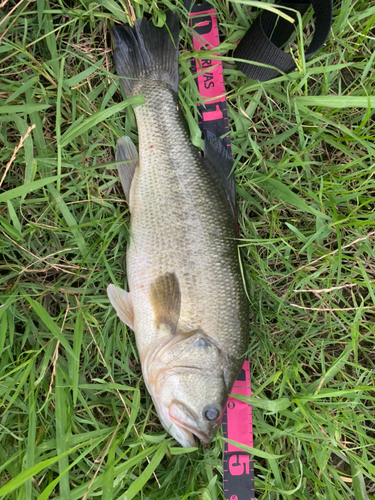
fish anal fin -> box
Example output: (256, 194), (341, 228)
(107, 284), (134, 330)
(149, 273), (181, 335)
(115, 136), (138, 203)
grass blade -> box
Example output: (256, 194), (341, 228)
(47, 185), (88, 257)
(0, 104), (51, 114)
(71, 307), (83, 407)
(59, 97), (143, 147)
(55, 365), (71, 500)
(24, 366), (36, 500)
(0, 176), (60, 203)
(118, 441), (168, 500)
(22, 293), (76, 360)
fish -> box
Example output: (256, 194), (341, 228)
(107, 11), (249, 448)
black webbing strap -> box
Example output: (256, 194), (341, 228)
(234, 0), (333, 81)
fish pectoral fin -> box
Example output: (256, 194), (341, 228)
(107, 284), (134, 329)
(149, 273), (181, 335)
(115, 136), (139, 203)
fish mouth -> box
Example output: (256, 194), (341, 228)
(152, 398), (197, 447)
(168, 402), (211, 446)
(169, 422), (197, 448)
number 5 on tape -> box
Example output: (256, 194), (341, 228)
(222, 360), (255, 500)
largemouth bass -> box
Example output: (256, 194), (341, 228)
(108, 12), (248, 447)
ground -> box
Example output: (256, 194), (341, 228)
(0, 0), (375, 498)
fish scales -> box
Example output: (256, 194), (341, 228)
(108, 12), (249, 447)
(128, 83), (247, 360)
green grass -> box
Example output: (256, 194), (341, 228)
(1, 0), (375, 498)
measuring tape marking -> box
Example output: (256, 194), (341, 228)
(186, 3), (254, 497)
(188, 8), (232, 154)
(223, 361), (255, 499)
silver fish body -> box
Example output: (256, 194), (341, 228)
(108, 13), (248, 447)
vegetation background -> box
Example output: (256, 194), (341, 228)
(1, 0), (375, 498)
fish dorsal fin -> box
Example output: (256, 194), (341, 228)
(149, 273), (181, 335)
(115, 136), (139, 203)
(203, 130), (236, 217)
(107, 284), (134, 329)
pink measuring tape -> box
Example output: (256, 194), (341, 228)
(186, 3), (232, 156)
(186, 2), (255, 499)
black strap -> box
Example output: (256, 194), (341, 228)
(234, 0), (333, 81)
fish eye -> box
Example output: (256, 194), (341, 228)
(203, 405), (220, 422)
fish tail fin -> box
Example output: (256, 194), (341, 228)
(112, 12), (180, 97)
